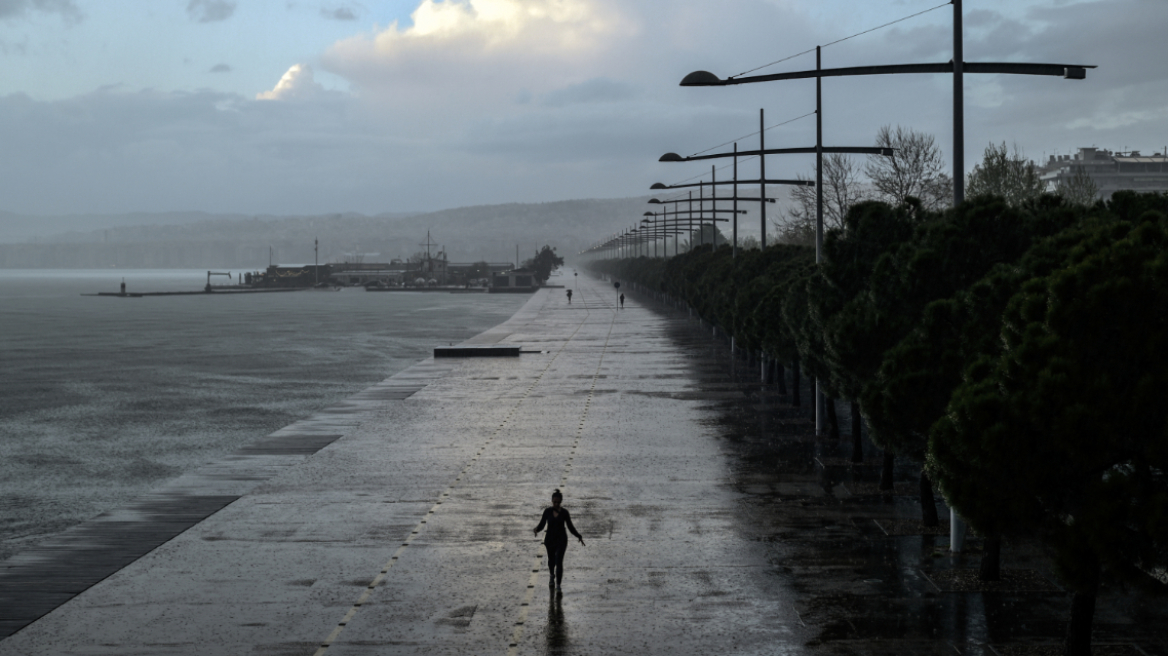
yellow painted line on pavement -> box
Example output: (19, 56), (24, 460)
(313, 287), (594, 655)
(506, 288), (617, 656)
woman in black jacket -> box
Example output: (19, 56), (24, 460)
(533, 489), (585, 589)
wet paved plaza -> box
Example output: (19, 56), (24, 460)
(1, 275), (1165, 655)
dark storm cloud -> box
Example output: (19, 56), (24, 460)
(321, 6), (357, 21)
(209, 63), (232, 73)
(0, 0), (80, 21)
(187, 0), (236, 23)
(2, 0), (1163, 217)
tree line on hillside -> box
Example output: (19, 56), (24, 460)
(588, 189), (1168, 656)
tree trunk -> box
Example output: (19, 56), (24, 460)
(827, 397), (840, 440)
(850, 402), (864, 463)
(809, 379), (817, 423)
(879, 450), (895, 491)
(791, 360), (801, 407)
(919, 469), (939, 527)
(777, 363), (787, 396)
(1065, 555), (1100, 656)
(979, 535), (1001, 581)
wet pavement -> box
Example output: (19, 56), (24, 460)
(2, 275), (1165, 655)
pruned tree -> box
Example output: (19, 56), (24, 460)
(930, 209), (1168, 656)
(864, 125), (953, 211)
(775, 153), (867, 246)
(523, 245), (564, 284)
(862, 194), (1082, 544)
(966, 142), (1045, 206)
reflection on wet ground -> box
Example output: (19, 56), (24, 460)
(654, 294), (1168, 655)
(2, 279), (1163, 656)
(545, 590), (569, 653)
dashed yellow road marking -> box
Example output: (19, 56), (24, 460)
(312, 286), (598, 656)
(505, 289), (617, 656)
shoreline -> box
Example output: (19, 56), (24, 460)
(0, 289), (549, 637)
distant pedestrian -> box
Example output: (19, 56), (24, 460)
(566, 289), (572, 304)
(533, 489), (584, 590)
(619, 293), (624, 309)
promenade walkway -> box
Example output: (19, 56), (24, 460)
(0, 276), (806, 655)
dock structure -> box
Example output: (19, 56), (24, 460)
(4, 276), (1165, 654)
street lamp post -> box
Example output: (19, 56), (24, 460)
(733, 143), (739, 258)
(648, 198), (742, 254)
(679, 0), (1093, 551)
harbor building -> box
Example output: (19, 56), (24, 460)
(1040, 147), (1168, 199)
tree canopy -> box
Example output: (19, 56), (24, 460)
(524, 245), (564, 284)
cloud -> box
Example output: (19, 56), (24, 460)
(4, 0), (1168, 219)
(209, 63), (232, 73)
(322, 5), (358, 21)
(0, 0), (80, 22)
(322, 0), (633, 103)
(256, 64), (325, 101)
(542, 78), (636, 107)
(187, 0), (236, 23)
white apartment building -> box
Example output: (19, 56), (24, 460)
(1040, 147), (1168, 199)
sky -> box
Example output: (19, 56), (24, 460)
(0, 0), (1165, 217)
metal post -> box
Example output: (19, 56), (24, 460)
(674, 209), (678, 256)
(698, 180), (705, 248)
(815, 45), (826, 437)
(711, 165), (717, 249)
(688, 192), (693, 252)
(954, 0), (965, 206)
(951, 0), (968, 553)
(733, 142), (739, 258)
(759, 108), (766, 248)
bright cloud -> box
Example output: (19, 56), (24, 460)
(256, 64), (325, 101)
(321, 0), (633, 98)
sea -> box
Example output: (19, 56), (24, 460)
(0, 269), (529, 561)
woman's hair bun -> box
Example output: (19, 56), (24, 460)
(553, 488), (562, 495)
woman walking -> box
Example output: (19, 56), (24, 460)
(533, 489), (584, 590)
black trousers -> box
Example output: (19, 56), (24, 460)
(546, 541), (567, 583)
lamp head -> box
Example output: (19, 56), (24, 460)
(659, 153), (684, 162)
(680, 70), (723, 87)
(650, 183), (668, 190)
(648, 198), (662, 204)
(643, 212), (654, 217)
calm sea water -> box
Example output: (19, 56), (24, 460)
(0, 270), (529, 561)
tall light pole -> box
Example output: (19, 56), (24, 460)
(679, 2), (1092, 549)
(759, 109), (766, 247)
(733, 143), (739, 258)
(953, 0), (964, 205)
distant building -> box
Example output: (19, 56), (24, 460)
(1040, 147), (1168, 199)
(254, 264), (331, 287)
(447, 262), (514, 285)
(329, 262), (407, 286)
(490, 269), (538, 293)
